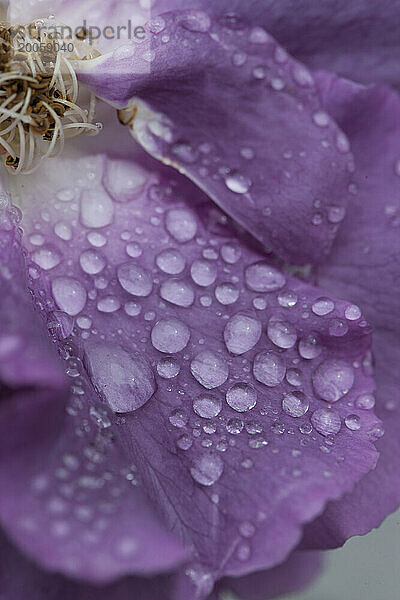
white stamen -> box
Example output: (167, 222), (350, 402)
(0, 18), (103, 174)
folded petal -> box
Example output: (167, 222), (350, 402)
(76, 10), (352, 266)
(222, 551), (323, 600)
(155, 0), (400, 90)
(301, 74), (400, 548)
(0, 172), (186, 583)
(10, 150), (381, 596)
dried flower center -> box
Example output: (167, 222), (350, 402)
(0, 19), (102, 174)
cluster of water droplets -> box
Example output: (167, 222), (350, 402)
(125, 8), (353, 265)
(17, 143), (382, 572)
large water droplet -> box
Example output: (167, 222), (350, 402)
(157, 356), (180, 379)
(298, 333), (322, 359)
(245, 262), (286, 292)
(103, 159), (146, 203)
(156, 248), (186, 274)
(267, 319), (297, 349)
(52, 277), (87, 316)
(160, 279), (195, 307)
(313, 359), (354, 403)
(32, 246), (61, 270)
(97, 296), (121, 313)
(117, 261), (153, 297)
(226, 383), (257, 412)
(282, 391), (309, 417)
(312, 297), (334, 316)
(166, 208), (197, 242)
(79, 249), (106, 275)
(151, 318), (190, 353)
(215, 282), (239, 305)
(224, 313), (261, 355)
(221, 243), (241, 264)
(253, 351), (286, 387)
(191, 259), (217, 287)
(84, 343), (155, 413)
(311, 408), (341, 436)
(193, 393), (222, 418)
(80, 188), (114, 228)
(190, 453), (223, 486)
(190, 350), (229, 389)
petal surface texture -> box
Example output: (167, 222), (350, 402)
(75, 10), (353, 265)
(223, 550), (323, 600)
(3, 149), (381, 595)
(300, 74), (400, 547)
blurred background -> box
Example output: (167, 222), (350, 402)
(227, 510), (400, 600)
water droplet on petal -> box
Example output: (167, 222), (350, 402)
(117, 261), (153, 297)
(160, 279), (195, 307)
(190, 350), (229, 389)
(221, 243), (241, 264)
(166, 208), (197, 242)
(151, 318), (190, 354)
(156, 248), (186, 274)
(169, 408), (188, 428)
(52, 277), (87, 316)
(226, 417), (244, 434)
(249, 26), (270, 43)
(355, 392), (375, 410)
(278, 290), (298, 307)
(253, 351), (286, 387)
(103, 159), (146, 203)
(191, 259), (217, 287)
(84, 343), (155, 413)
(193, 393), (222, 418)
(181, 10), (211, 32)
(312, 297), (334, 316)
(224, 314), (261, 355)
(298, 333), (322, 359)
(313, 359), (354, 402)
(215, 282), (239, 305)
(157, 356), (180, 379)
(282, 391), (309, 417)
(79, 249), (106, 275)
(54, 222), (72, 241)
(345, 304), (362, 321)
(267, 319), (297, 349)
(311, 408), (341, 436)
(245, 262), (285, 292)
(32, 246), (61, 270)
(225, 172), (252, 194)
(345, 414), (361, 431)
(190, 453), (224, 486)
(80, 188), (114, 228)
(97, 296), (121, 313)
(226, 383), (257, 412)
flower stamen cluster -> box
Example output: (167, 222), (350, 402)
(0, 19), (102, 174)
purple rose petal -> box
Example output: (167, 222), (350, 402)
(154, 0), (400, 90)
(298, 73), (400, 548)
(3, 150), (381, 596)
(76, 10), (353, 265)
